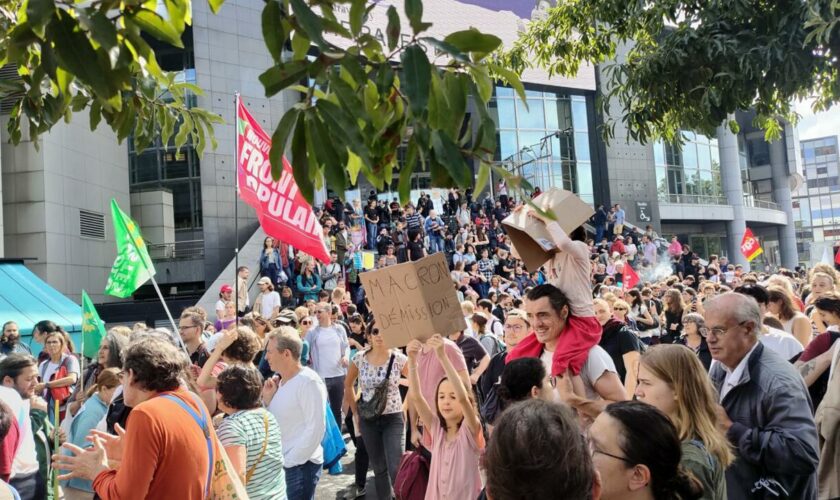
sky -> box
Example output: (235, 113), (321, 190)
(795, 100), (840, 142)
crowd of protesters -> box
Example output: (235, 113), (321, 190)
(0, 185), (838, 500)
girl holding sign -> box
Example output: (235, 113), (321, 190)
(407, 334), (484, 500)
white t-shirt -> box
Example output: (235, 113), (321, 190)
(40, 362), (60, 399)
(760, 326), (804, 361)
(267, 367), (327, 467)
(540, 345), (617, 400)
(258, 291), (282, 319)
(215, 299), (226, 319)
(305, 325), (349, 379)
(0, 386), (38, 476)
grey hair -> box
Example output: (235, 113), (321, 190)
(709, 293), (763, 338)
(266, 326), (302, 360)
(682, 312), (705, 329)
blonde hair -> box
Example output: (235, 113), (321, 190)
(640, 345), (734, 469)
(461, 301), (476, 315)
(108, 325), (132, 338)
(331, 287), (346, 302)
(504, 308), (530, 326)
(293, 306), (310, 322)
(612, 299), (630, 313)
(811, 263), (839, 284)
(811, 271), (836, 288)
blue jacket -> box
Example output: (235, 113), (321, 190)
(63, 393), (108, 492)
(710, 342), (819, 500)
(259, 248), (281, 270)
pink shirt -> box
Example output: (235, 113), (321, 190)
(425, 419), (484, 500)
(545, 222), (594, 317)
(417, 339), (467, 447)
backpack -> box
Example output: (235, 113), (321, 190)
(394, 449), (429, 500)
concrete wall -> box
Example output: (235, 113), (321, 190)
(597, 43), (661, 232)
(130, 189), (175, 249)
(1, 113), (129, 303)
(191, 0), (296, 287)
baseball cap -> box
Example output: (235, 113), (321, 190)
(273, 309), (298, 327)
(220, 284), (233, 293)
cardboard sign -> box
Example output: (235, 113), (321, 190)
(360, 253), (466, 348)
(502, 188), (594, 271)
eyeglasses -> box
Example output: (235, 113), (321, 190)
(587, 436), (633, 464)
(613, 307), (628, 311)
(369, 329), (381, 336)
(706, 320), (749, 338)
(301, 320), (312, 326)
(504, 323), (526, 332)
(178, 324), (198, 331)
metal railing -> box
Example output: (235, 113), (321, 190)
(147, 240), (205, 260)
(744, 197), (780, 210)
(660, 194), (728, 205)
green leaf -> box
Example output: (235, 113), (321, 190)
(349, 0), (366, 37)
(291, 112), (314, 203)
(475, 161), (490, 194)
(290, 0), (326, 48)
(164, 0), (190, 33)
(489, 63), (527, 105)
(85, 11), (119, 51)
(130, 9), (184, 48)
(399, 139), (418, 202)
(469, 65), (493, 103)
(48, 11), (115, 99)
(269, 108), (301, 180)
(262, 0), (286, 62)
(291, 32), (311, 59)
(401, 45), (431, 117)
(386, 6), (400, 51)
(316, 99), (373, 168)
(346, 148), (363, 185)
(443, 28), (501, 56)
(443, 72), (467, 136)
(404, 0), (426, 34)
(259, 60), (310, 97)
(208, 0), (226, 15)
(328, 73), (365, 120)
(307, 113), (346, 193)
(431, 129), (471, 187)
(25, 0), (54, 36)
(419, 37), (469, 63)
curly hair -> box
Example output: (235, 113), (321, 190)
(221, 327), (261, 363)
(216, 365), (264, 410)
(122, 338), (188, 393)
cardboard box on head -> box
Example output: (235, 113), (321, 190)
(359, 253), (467, 348)
(502, 188), (594, 271)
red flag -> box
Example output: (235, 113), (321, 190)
(835, 246), (840, 266)
(739, 228), (763, 262)
(236, 99), (330, 264)
(622, 262), (640, 290)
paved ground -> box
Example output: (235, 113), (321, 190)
(317, 434), (382, 500)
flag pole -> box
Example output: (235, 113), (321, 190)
(80, 293), (85, 396)
(234, 91), (241, 326)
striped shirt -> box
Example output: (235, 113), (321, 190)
(405, 213), (424, 231)
(216, 408), (286, 500)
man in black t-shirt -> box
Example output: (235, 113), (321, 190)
(407, 231), (425, 261)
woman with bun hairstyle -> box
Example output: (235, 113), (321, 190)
(589, 400), (704, 500)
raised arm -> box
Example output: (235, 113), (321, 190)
(427, 335), (481, 436)
(406, 340), (436, 432)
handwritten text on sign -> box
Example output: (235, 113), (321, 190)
(361, 253), (466, 348)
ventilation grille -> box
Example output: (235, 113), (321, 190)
(79, 210), (106, 240)
(0, 64), (23, 115)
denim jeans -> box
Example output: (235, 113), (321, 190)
(346, 411), (370, 489)
(428, 236), (444, 254)
(324, 376), (345, 425)
(360, 412), (405, 499)
(284, 460), (322, 500)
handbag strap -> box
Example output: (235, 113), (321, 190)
(245, 411), (271, 483)
(162, 394), (212, 499)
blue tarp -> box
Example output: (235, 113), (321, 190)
(0, 261), (82, 353)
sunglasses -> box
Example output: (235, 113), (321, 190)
(369, 329), (381, 336)
(301, 320), (312, 325)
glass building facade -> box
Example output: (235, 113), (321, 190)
(127, 32), (203, 232)
(489, 87), (594, 203)
(653, 132), (723, 204)
(793, 136), (840, 262)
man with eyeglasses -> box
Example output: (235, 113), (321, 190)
(705, 293), (818, 500)
(305, 304), (349, 423)
(178, 311), (210, 369)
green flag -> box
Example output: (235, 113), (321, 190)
(81, 290), (106, 359)
(104, 199), (155, 298)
